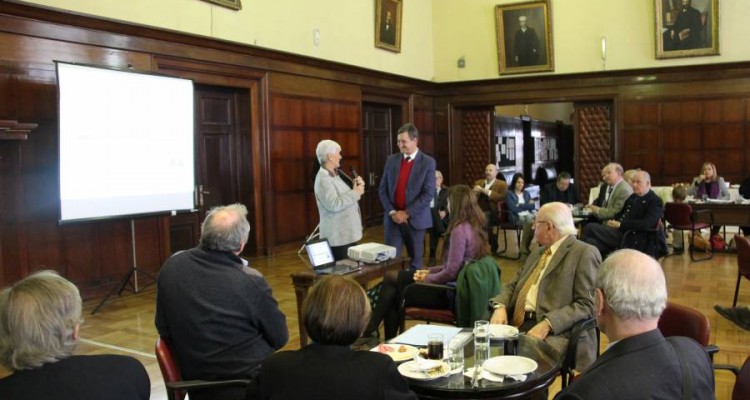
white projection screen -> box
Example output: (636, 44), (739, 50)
(57, 62), (195, 222)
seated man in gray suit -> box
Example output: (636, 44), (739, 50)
(585, 163), (632, 221)
(489, 202), (601, 370)
(557, 249), (715, 400)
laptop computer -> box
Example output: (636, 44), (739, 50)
(304, 238), (361, 275)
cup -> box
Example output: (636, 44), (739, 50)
(447, 337), (465, 372)
(473, 320), (490, 368)
(427, 333), (444, 360)
(503, 333), (519, 355)
(701, 194), (708, 202)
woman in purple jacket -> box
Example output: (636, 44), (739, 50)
(364, 184), (489, 339)
(687, 161), (730, 236)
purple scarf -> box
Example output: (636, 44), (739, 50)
(696, 181), (720, 199)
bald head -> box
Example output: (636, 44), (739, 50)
(200, 203), (251, 253)
(485, 164), (498, 181)
(597, 249), (667, 322)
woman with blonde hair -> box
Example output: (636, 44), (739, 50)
(0, 270), (149, 400)
(364, 184), (489, 339)
(248, 275), (416, 400)
(688, 161), (730, 236)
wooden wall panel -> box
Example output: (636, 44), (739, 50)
(461, 110), (492, 185)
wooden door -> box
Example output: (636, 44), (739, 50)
(169, 85), (252, 254)
(362, 103), (399, 226)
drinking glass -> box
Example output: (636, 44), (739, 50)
(447, 336), (465, 372)
(427, 333), (444, 360)
(503, 333), (519, 355)
(473, 320), (490, 369)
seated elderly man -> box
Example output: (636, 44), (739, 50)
(557, 250), (715, 399)
(156, 203), (288, 400)
(0, 271), (149, 400)
(582, 170), (664, 259)
(585, 163), (632, 221)
(489, 202), (601, 370)
(540, 171), (578, 206)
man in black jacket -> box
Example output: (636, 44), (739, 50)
(540, 171), (578, 206)
(156, 203), (288, 400)
(582, 171), (664, 259)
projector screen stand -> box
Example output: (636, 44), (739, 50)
(297, 224), (320, 255)
(91, 219), (157, 314)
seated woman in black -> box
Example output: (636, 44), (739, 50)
(247, 275), (417, 400)
(0, 271), (150, 400)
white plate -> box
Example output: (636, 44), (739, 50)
(483, 356), (538, 376)
(397, 360), (451, 381)
(370, 343), (419, 362)
(488, 324), (519, 339)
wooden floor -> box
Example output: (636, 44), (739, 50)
(1, 227), (748, 399)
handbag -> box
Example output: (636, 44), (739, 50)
(710, 234), (726, 251)
(690, 233), (711, 252)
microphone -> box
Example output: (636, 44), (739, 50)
(336, 168), (355, 188)
(350, 165), (359, 179)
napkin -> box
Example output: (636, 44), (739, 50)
(464, 367), (528, 382)
(410, 354), (442, 371)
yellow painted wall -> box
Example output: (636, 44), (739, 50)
(17, 0), (750, 83)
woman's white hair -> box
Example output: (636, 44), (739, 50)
(315, 140), (341, 164)
(0, 270), (82, 370)
(597, 249), (667, 320)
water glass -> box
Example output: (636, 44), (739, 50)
(427, 333), (444, 360)
(473, 320), (490, 369)
(447, 337), (465, 371)
(503, 333), (519, 355)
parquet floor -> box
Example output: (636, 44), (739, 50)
(1, 227), (748, 399)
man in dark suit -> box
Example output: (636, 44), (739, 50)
(473, 163), (508, 253)
(428, 170), (449, 265)
(489, 202), (601, 370)
(378, 123), (436, 270)
(540, 171), (578, 206)
(582, 170), (664, 259)
(513, 15), (540, 66)
(557, 249), (715, 400)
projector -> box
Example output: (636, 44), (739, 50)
(347, 242), (397, 263)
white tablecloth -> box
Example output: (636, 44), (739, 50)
(588, 186), (741, 205)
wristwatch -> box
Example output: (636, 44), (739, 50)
(488, 300), (504, 311)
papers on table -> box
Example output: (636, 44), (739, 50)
(388, 324), (463, 346)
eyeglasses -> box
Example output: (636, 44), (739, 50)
(533, 220), (552, 228)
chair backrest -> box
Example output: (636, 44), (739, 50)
(155, 336), (186, 400)
(736, 235), (750, 277)
(733, 355), (750, 400)
(657, 302), (710, 346)
(664, 202), (693, 227)
(455, 255), (501, 327)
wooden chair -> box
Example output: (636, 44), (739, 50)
(496, 201), (522, 260)
(663, 202), (713, 262)
(714, 355), (750, 400)
(732, 234), (750, 307)
(155, 337), (251, 400)
(657, 302), (719, 361)
(619, 218), (667, 260)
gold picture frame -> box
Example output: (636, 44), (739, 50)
(656, 0), (719, 59)
(200, 0), (241, 11)
(495, 0), (554, 75)
(375, 0), (402, 53)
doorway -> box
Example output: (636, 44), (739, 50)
(362, 102), (402, 226)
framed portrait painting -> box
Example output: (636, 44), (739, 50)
(199, 0), (242, 11)
(656, 0), (719, 59)
(495, 0), (554, 75)
(375, 0), (402, 53)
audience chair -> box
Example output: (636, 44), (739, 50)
(657, 302), (719, 361)
(732, 234), (750, 307)
(714, 355), (750, 400)
(619, 218), (668, 260)
(496, 201), (523, 260)
(401, 256), (501, 330)
(155, 337), (251, 400)
(664, 202), (713, 262)
(560, 317), (600, 388)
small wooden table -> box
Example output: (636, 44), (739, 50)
(290, 257), (409, 346)
(691, 203), (750, 227)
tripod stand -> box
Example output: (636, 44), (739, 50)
(297, 223), (320, 255)
(91, 219), (157, 314)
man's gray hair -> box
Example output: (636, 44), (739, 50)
(0, 270), (82, 371)
(540, 202), (577, 237)
(605, 163), (624, 176)
(315, 140), (341, 164)
(597, 249), (667, 320)
(397, 123), (419, 140)
(200, 203), (251, 253)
